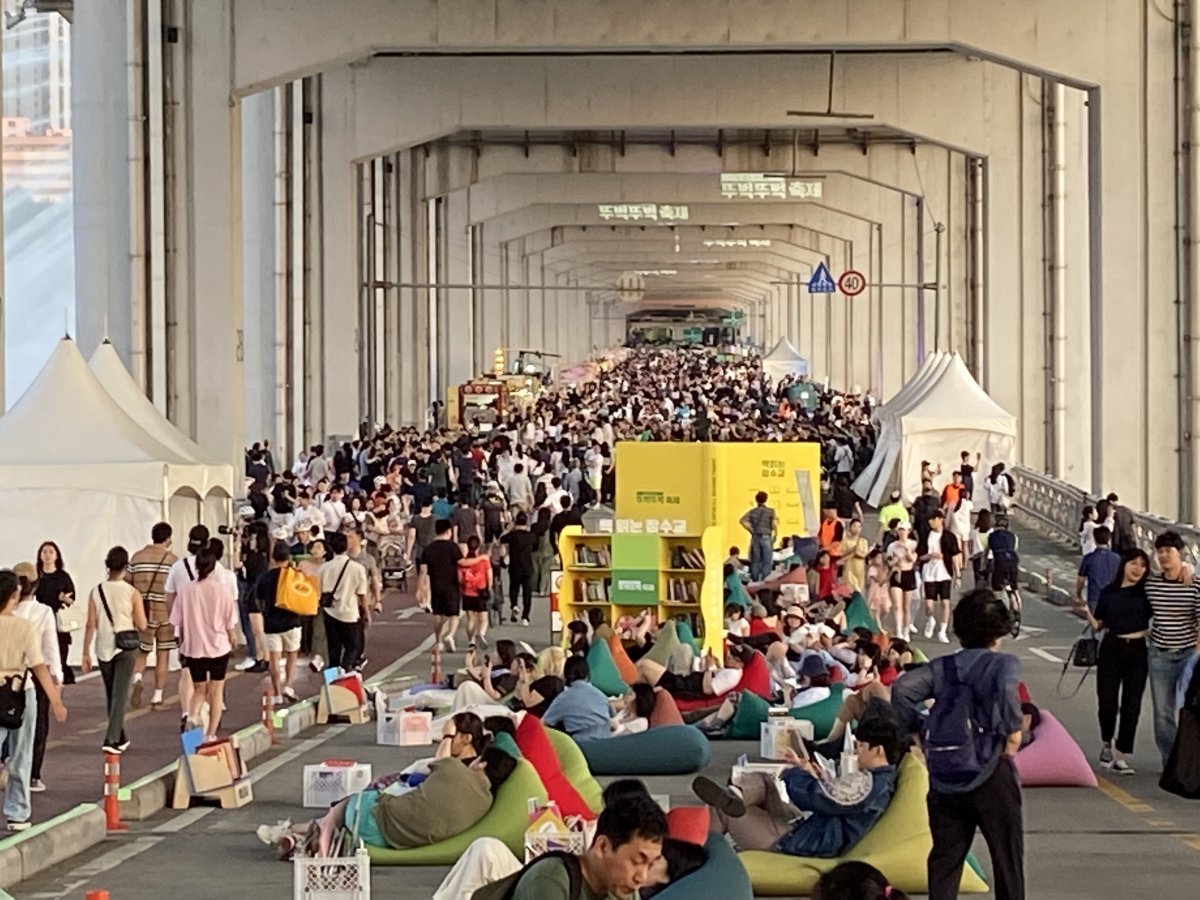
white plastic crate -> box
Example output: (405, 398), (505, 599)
(303, 762), (373, 809)
(376, 707), (432, 747)
(293, 849), (371, 900)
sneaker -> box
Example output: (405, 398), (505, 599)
(130, 680), (144, 709)
(256, 819), (294, 846)
(1099, 745), (1114, 766)
(1111, 759), (1136, 775)
(29, 778), (46, 793)
(522, 619), (530, 627)
(235, 657), (259, 672)
(477, 635), (489, 649)
(937, 628), (950, 644)
(923, 618), (936, 639)
(179, 715), (190, 734)
(907, 623), (919, 637)
(282, 686), (298, 702)
(309, 655), (326, 673)
(250, 660), (270, 673)
(354, 658), (367, 672)
(117, 739), (131, 753)
(102, 744), (124, 755)
(444, 636), (457, 653)
(6, 820), (30, 833)
(510, 611), (519, 624)
(150, 689), (164, 708)
(691, 776), (746, 818)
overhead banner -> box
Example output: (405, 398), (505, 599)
(719, 174), (824, 201)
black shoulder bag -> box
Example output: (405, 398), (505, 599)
(98, 584), (142, 651)
(0, 671), (27, 729)
(320, 560), (351, 609)
(1056, 624), (1099, 698)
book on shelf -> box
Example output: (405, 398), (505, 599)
(668, 546), (706, 570)
(577, 578), (611, 603)
(573, 545), (612, 568)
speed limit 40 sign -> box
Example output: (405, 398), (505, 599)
(838, 270), (867, 296)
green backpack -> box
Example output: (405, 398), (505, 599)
(470, 851), (583, 900)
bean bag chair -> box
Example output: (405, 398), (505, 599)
(586, 638), (629, 697)
(366, 758), (548, 865)
(666, 806), (710, 846)
(843, 592), (878, 633)
(726, 573), (752, 610)
(788, 684), (848, 741)
(514, 714), (598, 819)
(543, 726), (604, 813)
(1013, 710), (1098, 787)
(492, 731), (522, 760)
(655, 832), (754, 900)
(675, 651), (772, 713)
(650, 687), (685, 727)
(737, 754), (989, 895)
(911, 647), (929, 664)
(675, 619), (702, 654)
(717, 690), (771, 740)
(576, 724), (712, 775)
(643, 620), (682, 668)
(605, 631), (639, 685)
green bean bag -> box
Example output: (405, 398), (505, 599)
(655, 832), (754, 900)
(366, 758), (548, 865)
(643, 620), (682, 668)
(492, 731), (522, 760)
(586, 638), (629, 697)
(576, 724), (712, 775)
(843, 592), (879, 633)
(911, 647), (929, 663)
(737, 754), (989, 895)
(675, 619), (702, 654)
(726, 573), (752, 610)
(788, 683), (848, 741)
(544, 726), (604, 813)
(722, 691), (771, 740)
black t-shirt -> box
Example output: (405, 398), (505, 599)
(411, 482), (435, 511)
(272, 482), (296, 514)
(422, 539), (463, 600)
(524, 675), (564, 717)
(501, 529), (536, 573)
(252, 568), (302, 633)
(1095, 583), (1153, 636)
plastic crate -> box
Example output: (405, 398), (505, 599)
(293, 849), (371, 900)
(524, 829), (587, 863)
(303, 762), (373, 809)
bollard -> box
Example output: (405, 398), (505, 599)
(262, 690), (277, 745)
(86, 891), (110, 900)
(430, 645), (442, 685)
(102, 752), (126, 831)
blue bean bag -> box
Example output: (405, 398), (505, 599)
(654, 832), (754, 900)
(576, 724), (712, 775)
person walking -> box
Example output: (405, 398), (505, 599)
(739, 491), (777, 582)
(0, 569), (69, 832)
(170, 543), (240, 741)
(81, 547), (148, 754)
(1073, 526), (1120, 613)
(318, 532), (370, 672)
(128, 523), (180, 707)
(421, 519), (464, 652)
(917, 511), (959, 643)
(838, 518), (869, 594)
(12, 563), (59, 794)
(1143, 530), (1200, 766)
(891, 588), (1025, 900)
(530, 508), (555, 599)
(1107, 493), (1137, 554)
(34, 542), (76, 685)
(1074, 549), (1152, 774)
(458, 536), (494, 648)
(250, 541), (303, 704)
(501, 513), (535, 626)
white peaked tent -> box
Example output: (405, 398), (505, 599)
(852, 352), (1016, 506)
(762, 337), (809, 381)
(89, 339), (236, 538)
(0, 339), (233, 602)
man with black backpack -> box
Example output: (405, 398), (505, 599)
(891, 588), (1025, 900)
(472, 793), (668, 899)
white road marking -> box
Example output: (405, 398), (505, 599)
(1028, 647), (1066, 664)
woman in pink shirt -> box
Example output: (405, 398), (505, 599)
(170, 545), (238, 740)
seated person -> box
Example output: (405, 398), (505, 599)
(725, 603), (751, 639)
(724, 564), (753, 611)
(814, 861), (911, 900)
(637, 643), (756, 702)
(791, 655), (835, 709)
(458, 639), (520, 699)
(726, 546), (746, 576)
(510, 652), (564, 718)
(471, 793), (670, 899)
(371, 712), (488, 791)
(1020, 701), (1041, 749)
(541, 656), (612, 741)
(610, 683), (656, 736)
(691, 715), (902, 857)
(268, 746), (517, 856)
(566, 620), (590, 656)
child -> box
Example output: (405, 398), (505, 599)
(865, 547), (891, 631)
(724, 602), (750, 638)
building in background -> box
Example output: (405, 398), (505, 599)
(3, 6), (70, 131)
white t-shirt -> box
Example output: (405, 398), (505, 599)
(921, 531), (952, 583)
(834, 444), (853, 474)
(541, 489), (569, 516)
(321, 499), (347, 531)
(791, 685), (832, 709)
(318, 555), (369, 624)
(710, 667), (743, 696)
(886, 539), (916, 571)
(89, 580), (138, 663)
(15, 598), (61, 682)
(164, 556), (234, 600)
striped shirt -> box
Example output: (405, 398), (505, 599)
(1144, 574), (1200, 651)
(743, 505), (776, 537)
(127, 544), (178, 605)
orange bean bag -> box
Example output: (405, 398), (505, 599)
(649, 687), (685, 727)
(606, 631), (639, 685)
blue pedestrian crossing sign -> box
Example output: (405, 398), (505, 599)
(807, 262), (836, 294)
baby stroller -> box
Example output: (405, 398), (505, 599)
(365, 510), (410, 592)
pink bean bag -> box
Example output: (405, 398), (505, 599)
(1013, 711), (1097, 787)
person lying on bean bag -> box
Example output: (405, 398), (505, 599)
(637, 643), (756, 702)
(691, 714), (902, 857)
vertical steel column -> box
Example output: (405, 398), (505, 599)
(915, 197), (926, 369)
(274, 84), (292, 459)
(127, 0), (149, 389)
(1180, 0), (1198, 520)
(1086, 89), (1105, 495)
(146, 0), (167, 407)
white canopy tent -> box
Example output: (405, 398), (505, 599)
(0, 339), (234, 611)
(853, 353), (1016, 506)
(762, 337), (809, 382)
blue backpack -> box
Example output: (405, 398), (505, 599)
(924, 656), (999, 788)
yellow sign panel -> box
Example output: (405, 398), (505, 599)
(615, 442), (821, 539)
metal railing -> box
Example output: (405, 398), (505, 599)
(1011, 465), (1200, 564)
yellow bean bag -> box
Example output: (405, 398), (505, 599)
(366, 758), (548, 865)
(544, 725), (604, 813)
(737, 755), (989, 895)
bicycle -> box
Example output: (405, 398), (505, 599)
(992, 564), (1022, 637)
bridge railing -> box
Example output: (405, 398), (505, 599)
(1011, 465), (1200, 564)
